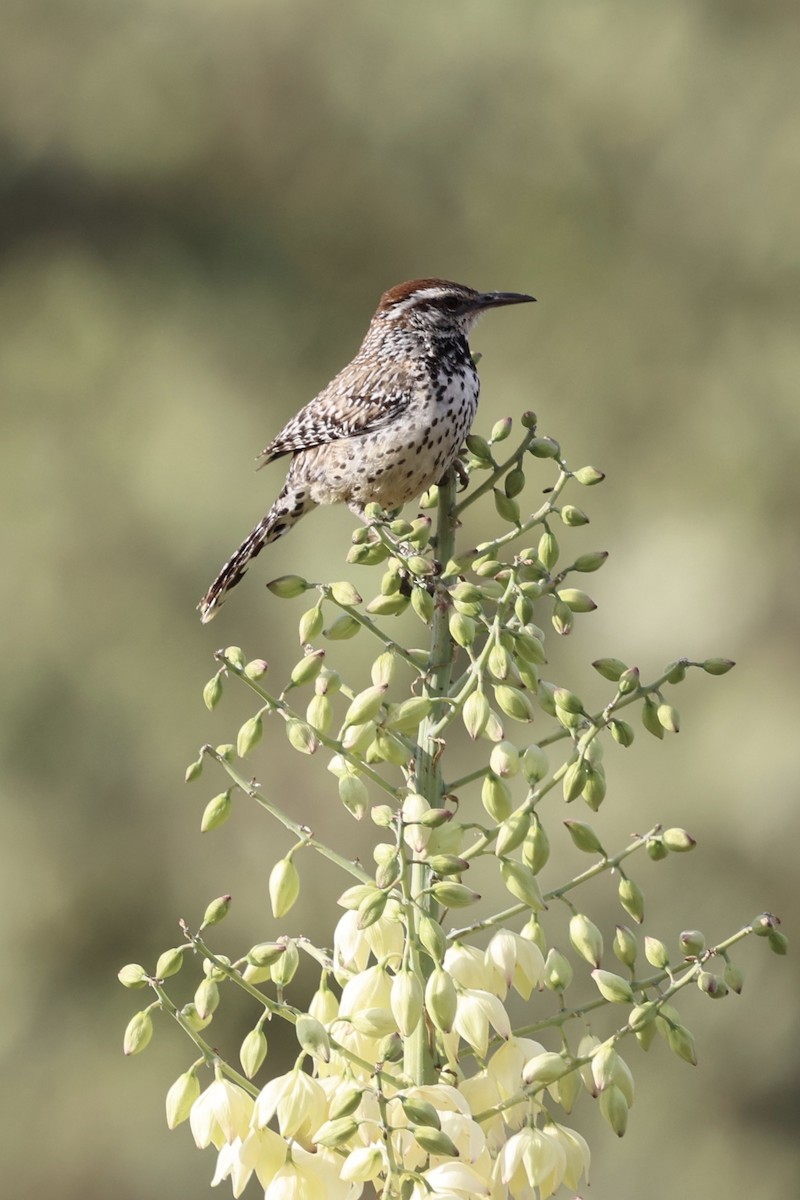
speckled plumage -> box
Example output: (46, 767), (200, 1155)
(198, 279), (534, 622)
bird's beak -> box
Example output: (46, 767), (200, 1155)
(474, 291), (537, 310)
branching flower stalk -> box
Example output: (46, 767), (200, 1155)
(121, 412), (785, 1200)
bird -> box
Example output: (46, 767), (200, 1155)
(198, 278), (535, 622)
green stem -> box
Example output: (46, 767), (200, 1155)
(403, 473), (459, 1085)
(452, 429), (538, 517)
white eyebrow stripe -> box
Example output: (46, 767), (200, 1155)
(384, 287), (457, 318)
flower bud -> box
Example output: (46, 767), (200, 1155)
(557, 588), (596, 612)
(414, 1126), (459, 1157)
(376, 1030), (404, 1059)
(574, 550), (608, 572)
(544, 948), (573, 991)
(529, 436), (560, 458)
(491, 416), (513, 442)
(522, 1051), (569, 1087)
(494, 684), (535, 722)
(425, 966), (458, 1031)
(194, 978), (219, 1020)
(201, 789), (233, 833)
(344, 684), (388, 728)
(697, 971), (728, 999)
(481, 773), (512, 822)
(329, 1084), (363, 1120)
(613, 926), (638, 968)
(573, 465), (605, 485)
(184, 758), (203, 783)
(582, 765), (607, 811)
(285, 718), (318, 754)
(201, 894), (231, 927)
(609, 718), (635, 747)
(240, 1028), (268, 1078)
(627, 1001), (658, 1032)
(305, 693), (333, 734)
(124, 1010), (153, 1056)
(657, 702), (680, 733)
(400, 1094), (441, 1129)
(466, 433), (494, 462)
(430, 881), (480, 908)
(522, 816), (550, 874)
(327, 580), (361, 607)
(411, 587), (435, 624)
(245, 658), (269, 680)
(538, 529), (559, 570)
(338, 773), (369, 820)
(560, 505), (589, 527)
(427, 854), (469, 877)
(462, 690), (490, 739)
(599, 1084), (628, 1136)
(268, 574), (309, 598)
(519, 743), (547, 784)
(449, 611), (477, 647)
(564, 819), (605, 855)
(314, 1117), (359, 1149)
(592, 657), (628, 681)
(505, 466), (526, 497)
(495, 807), (531, 857)
(663, 827), (696, 852)
(679, 930), (705, 957)
(768, 931), (788, 955)
(203, 672), (223, 711)
(246, 941), (285, 968)
(702, 658), (735, 675)
(290, 649), (326, 687)
(617, 667), (640, 694)
(618, 877), (644, 923)
(165, 1070), (200, 1129)
(271, 939), (299, 987)
(155, 948), (184, 980)
(494, 488), (521, 525)
(298, 604), (324, 643)
(570, 914), (604, 967)
(501, 860), (545, 910)
(562, 760), (588, 803)
(269, 857), (300, 918)
(223, 646), (246, 670)
(237, 713), (263, 757)
(646, 836), (668, 861)
(521, 410), (538, 429)
(642, 697), (664, 739)
(490, 740), (520, 778)
(296, 1013), (331, 1061)
(325, 613), (362, 639)
(644, 937), (669, 969)
(118, 963), (148, 989)
(358, 889), (389, 928)
(391, 970), (424, 1037)
(591, 969), (634, 1004)
(666, 1022), (697, 1065)
(724, 961), (744, 993)
(665, 660), (687, 683)
(515, 631), (547, 664)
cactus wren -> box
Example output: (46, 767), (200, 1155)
(198, 278), (535, 622)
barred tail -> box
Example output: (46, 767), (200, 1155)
(197, 485), (316, 622)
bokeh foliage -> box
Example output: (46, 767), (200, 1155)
(1, 2), (797, 1199)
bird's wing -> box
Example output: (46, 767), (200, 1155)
(257, 362), (414, 465)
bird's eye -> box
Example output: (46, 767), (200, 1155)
(441, 297), (461, 312)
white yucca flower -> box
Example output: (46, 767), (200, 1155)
(190, 1078), (254, 1150)
(453, 988), (511, 1057)
(457, 1070), (506, 1152)
(485, 930), (545, 1000)
(252, 1069), (328, 1147)
(333, 910), (371, 976)
(444, 943), (503, 994)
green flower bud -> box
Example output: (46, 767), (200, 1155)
(522, 815), (550, 874)
(515, 593), (534, 624)
(679, 930), (706, 957)
(560, 505), (589, 527)
(118, 963), (148, 989)
(582, 765), (607, 811)
(697, 971), (728, 999)
(613, 925), (638, 968)
(529, 436), (560, 458)
(425, 967), (458, 1031)
(223, 646), (246, 670)
(473, 555), (503, 577)
(592, 657), (628, 681)
(203, 672), (223, 711)
(179, 1002), (210, 1032)
(413, 1126), (459, 1157)
(329, 1084), (364, 1120)
(628, 1001), (658, 1032)
(702, 658), (735, 675)
(406, 554), (434, 577)
(491, 416), (513, 442)
(521, 743), (548, 782)
(290, 649), (326, 687)
(123, 1010), (153, 1056)
(573, 465), (605, 485)
(201, 789), (233, 833)
(768, 931), (788, 955)
(494, 488), (521, 525)
(314, 1116), (359, 1149)
(657, 702), (680, 733)
(430, 881), (480, 908)
(551, 599), (573, 635)
(609, 718), (635, 747)
(570, 914), (604, 967)
(641, 696), (664, 739)
(201, 894), (231, 927)
(544, 948), (573, 991)
(285, 718), (318, 754)
(305, 693), (333, 734)
(501, 860), (545, 910)
(400, 1095), (441, 1129)
(449, 611), (477, 647)
(505, 467), (526, 498)
(482, 774), (513, 822)
(495, 807), (531, 857)
(216, 743), (235, 761)
(666, 1022), (697, 1065)
(386, 695), (434, 734)
(553, 688), (583, 714)
(522, 914), (547, 953)
(418, 807), (454, 828)
(663, 827), (696, 852)
(246, 941), (285, 968)
(592, 969), (634, 1004)
(298, 604), (324, 644)
(411, 587), (435, 624)
(521, 410), (538, 429)
(240, 1028), (268, 1078)
(617, 667), (640, 694)
(338, 883), (378, 910)
(723, 961), (744, 993)
(237, 713), (263, 758)
(370, 728), (407, 765)
(599, 1084), (628, 1137)
(357, 889), (389, 929)
(752, 913), (778, 936)
(245, 658), (269, 680)
(466, 433), (494, 463)
(463, 690), (490, 739)
(365, 592), (409, 616)
(344, 684), (388, 728)
(269, 857), (300, 918)
(573, 550), (608, 572)
(194, 978), (219, 1020)
(665, 660), (687, 684)
(338, 773), (369, 820)
(488, 642), (513, 682)
(184, 758), (203, 783)
(417, 916), (446, 964)
(155, 948), (184, 980)
(296, 1013), (331, 1062)
(490, 740), (521, 778)
(342, 720), (376, 753)
(557, 588), (596, 613)
(646, 836), (668, 861)
(494, 684), (535, 722)
(328, 580), (362, 607)
(522, 1051), (569, 1087)
(267, 574), (309, 598)
(408, 517), (432, 546)
(619, 877), (645, 923)
(165, 1070), (200, 1128)
(644, 937), (669, 969)
(515, 632), (547, 665)
(324, 614), (362, 640)
(427, 854), (469, 877)
(391, 970), (424, 1037)
(562, 760), (588, 804)
(271, 939), (299, 987)
(564, 819), (606, 855)
(538, 530), (559, 570)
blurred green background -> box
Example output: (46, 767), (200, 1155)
(2, 0), (798, 1197)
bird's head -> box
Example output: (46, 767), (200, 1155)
(376, 278), (535, 337)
